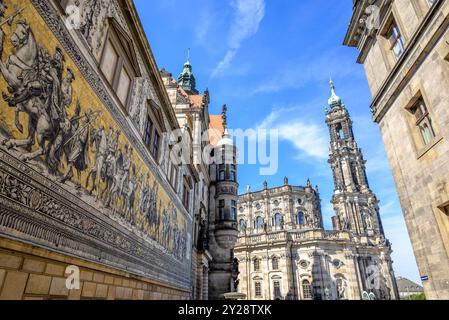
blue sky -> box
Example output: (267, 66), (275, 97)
(134, 0), (421, 283)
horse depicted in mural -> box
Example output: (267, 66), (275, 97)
(0, 20), (57, 162)
(0, 12), (186, 260)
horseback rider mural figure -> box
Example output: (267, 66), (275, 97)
(0, 8), (186, 262)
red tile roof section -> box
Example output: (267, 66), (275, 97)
(209, 115), (224, 146)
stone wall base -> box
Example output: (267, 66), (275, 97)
(0, 237), (190, 300)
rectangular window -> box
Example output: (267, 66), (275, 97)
(255, 282), (262, 297)
(169, 163), (178, 191)
(272, 258), (279, 270)
(273, 281), (281, 299)
(100, 40), (119, 84)
(386, 20), (405, 59)
(218, 200), (225, 220)
(183, 183), (190, 210)
(218, 164), (225, 181)
(144, 116), (153, 146)
(230, 200), (237, 221)
(151, 131), (160, 159)
(411, 97), (436, 146)
(117, 68), (131, 106)
(230, 164), (236, 182)
(254, 259), (260, 272)
(100, 29), (135, 111)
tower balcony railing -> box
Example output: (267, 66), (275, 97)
(235, 229), (353, 246)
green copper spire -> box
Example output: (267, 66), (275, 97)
(178, 48), (199, 94)
(328, 78), (343, 108)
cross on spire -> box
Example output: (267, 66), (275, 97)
(330, 77), (336, 96)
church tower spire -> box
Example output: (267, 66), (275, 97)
(177, 48), (199, 94)
(326, 80), (384, 236)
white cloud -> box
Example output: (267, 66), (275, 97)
(211, 0), (265, 77)
(254, 107), (328, 160)
(252, 50), (363, 94)
(194, 11), (212, 44)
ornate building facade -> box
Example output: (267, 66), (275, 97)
(160, 57), (239, 300)
(234, 83), (399, 300)
(0, 0), (238, 300)
(344, 0), (449, 299)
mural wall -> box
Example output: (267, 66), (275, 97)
(0, 0), (191, 290)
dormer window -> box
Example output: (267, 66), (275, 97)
(100, 18), (141, 112)
(144, 100), (165, 163)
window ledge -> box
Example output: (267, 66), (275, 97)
(417, 135), (443, 159)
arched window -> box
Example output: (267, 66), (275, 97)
(274, 213), (282, 229)
(297, 212), (305, 225)
(272, 257), (279, 270)
(255, 216), (264, 230)
(302, 280), (313, 300)
(336, 123), (344, 140)
(254, 258), (260, 272)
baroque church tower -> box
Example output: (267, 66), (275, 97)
(326, 80), (384, 237)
